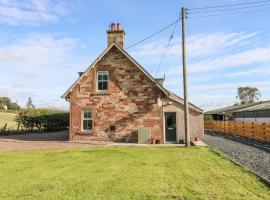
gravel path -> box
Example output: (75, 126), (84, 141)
(0, 131), (113, 152)
(205, 130), (270, 183)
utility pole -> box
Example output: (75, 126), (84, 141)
(181, 7), (190, 147)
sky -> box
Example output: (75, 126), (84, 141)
(0, 0), (270, 111)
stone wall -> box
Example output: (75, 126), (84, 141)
(70, 46), (164, 142)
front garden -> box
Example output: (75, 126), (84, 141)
(0, 147), (269, 200)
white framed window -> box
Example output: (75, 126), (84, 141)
(82, 109), (92, 132)
(97, 71), (109, 91)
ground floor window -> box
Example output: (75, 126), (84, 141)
(82, 109), (92, 132)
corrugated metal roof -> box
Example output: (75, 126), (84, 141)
(236, 101), (270, 112)
(205, 101), (270, 115)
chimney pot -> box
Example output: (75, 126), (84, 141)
(111, 23), (115, 30)
(117, 23), (121, 30)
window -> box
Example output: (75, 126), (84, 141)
(82, 109), (92, 132)
(97, 71), (108, 91)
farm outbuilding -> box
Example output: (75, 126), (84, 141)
(205, 101), (270, 123)
(233, 101), (270, 123)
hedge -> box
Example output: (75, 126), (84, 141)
(15, 109), (69, 132)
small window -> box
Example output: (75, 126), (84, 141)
(97, 71), (108, 91)
(82, 109), (92, 132)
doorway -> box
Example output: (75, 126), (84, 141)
(165, 112), (177, 142)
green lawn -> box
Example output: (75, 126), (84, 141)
(0, 147), (269, 200)
(0, 112), (17, 130)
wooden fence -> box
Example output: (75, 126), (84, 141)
(204, 120), (270, 143)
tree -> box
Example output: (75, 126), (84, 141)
(26, 97), (35, 109)
(0, 97), (20, 110)
(236, 87), (261, 105)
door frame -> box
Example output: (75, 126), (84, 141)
(163, 112), (178, 143)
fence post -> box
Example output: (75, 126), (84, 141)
(262, 123), (266, 141)
(251, 122), (254, 138)
(3, 123), (7, 132)
(17, 123), (20, 132)
(242, 121), (245, 137)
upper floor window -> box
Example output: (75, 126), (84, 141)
(97, 71), (108, 91)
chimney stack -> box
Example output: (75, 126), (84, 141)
(107, 22), (125, 48)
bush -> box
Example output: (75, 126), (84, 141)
(15, 109), (69, 132)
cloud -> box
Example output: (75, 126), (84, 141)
(129, 32), (258, 58)
(187, 32), (258, 58)
(0, 87), (9, 97)
(0, 0), (68, 25)
(0, 33), (87, 108)
(225, 65), (270, 77)
(189, 45), (270, 73)
(190, 81), (270, 92)
(0, 33), (77, 65)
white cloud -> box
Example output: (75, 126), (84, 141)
(129, 32), (258, 58)
(189, 46), (270, 73)
(0, 33), (87, 108)
(0, 33), (76, 65)
(187, 32), (257, 58)
(0, 0), (67, 25)
(225, 65), (270, 77)
(190, 81), (270, 92)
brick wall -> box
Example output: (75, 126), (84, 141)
(70, 46), (164, 142)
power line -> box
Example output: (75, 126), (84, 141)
(189, 0), (270, 10)
(154, 18), (179, 77)
(189, 2), (270, 14)
(188, 7), (270, 18)
(125, 18), (180, 50)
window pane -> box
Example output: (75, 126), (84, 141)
(98, 82), (103, 90)
(98, 74), (103, 80)
(84, 110), (91, 119)
(102, 82), (108, 90)
(103, 74), (108, 80)
(83, 120), (92, 131)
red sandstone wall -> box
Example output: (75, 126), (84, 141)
(69, 46), (164, 142)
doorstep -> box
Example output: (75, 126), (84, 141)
(191, 140), (208, 147)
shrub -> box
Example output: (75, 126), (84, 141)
(15, 109), (69, 132)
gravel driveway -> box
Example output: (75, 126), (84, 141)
(205, 130), (270, 183)
(0, 131), (112, 152)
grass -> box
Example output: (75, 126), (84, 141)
(0, 147), (269, 200)
(0, 112), (17, 130)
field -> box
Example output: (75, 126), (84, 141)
(0, 112), (17, 130)
(0, 147), (269, 200)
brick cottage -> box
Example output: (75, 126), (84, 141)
(62, 23), (204, 143)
